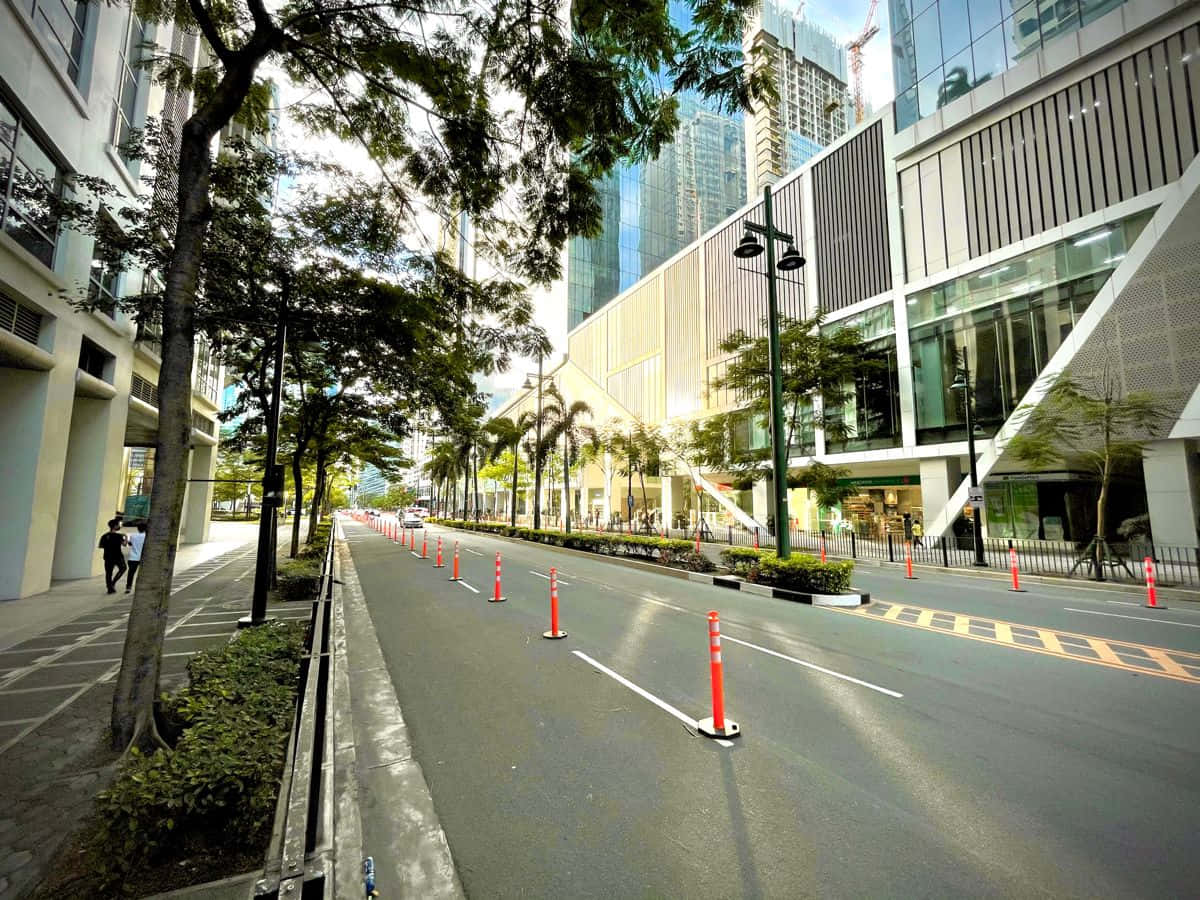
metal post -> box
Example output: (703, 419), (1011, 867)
(961, 352), (987, 567)
(762, 187), (792, 559)
(243, 297), (286, 628)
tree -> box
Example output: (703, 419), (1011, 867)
(212, 451), (262, 517)
(542, 385), (595, 533)
(1006, 366), (1174, 579)
(790, 462), (856, 530)
(89, 0), (767, 750)
(485, 413), (536, 526)
(614, 421), (665, 533)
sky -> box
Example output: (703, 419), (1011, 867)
(268, 1), (898, 418)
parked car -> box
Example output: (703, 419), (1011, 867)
(402, 509), (424, 528)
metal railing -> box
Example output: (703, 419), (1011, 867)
(255, 525), (336, 899)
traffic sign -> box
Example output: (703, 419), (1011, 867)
(967, 486), (984, 502)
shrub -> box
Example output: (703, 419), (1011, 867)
(428, 519), (715, 572)
(92, 621), (308, 890)
(274, 555), (322, 601)
(719, 547), (854, 594)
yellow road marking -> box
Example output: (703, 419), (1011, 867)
(834, 602), (1200, 684)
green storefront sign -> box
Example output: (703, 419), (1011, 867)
(834, 475), (921, 488)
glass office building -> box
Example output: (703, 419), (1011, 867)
(566, 5), (747, 330)
(891, 0), (1129, 130)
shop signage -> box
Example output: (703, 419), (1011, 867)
(834, 475), (921, 488)
(967, 486), (984, 502)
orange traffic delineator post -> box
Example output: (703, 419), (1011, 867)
(420, 533), (428, 559)
(449, 542), (461, 581)
(753, 529), (759, 550)
(543, 567), (566, 638)
(489, 552), (506, 602)
(697, 611), (740, 739)
(1009, 547), (1025, 592)
(409, 527), (416, 551)
(433, 536), (445, 568)
(1144, 556), (1165, 608)
(905, 541), (916, 579)
(820, 535), (827, 563)
(695, 529), (701, 553)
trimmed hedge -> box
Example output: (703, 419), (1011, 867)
(720, 547), (854, 594)
(91, 621), (308, 890)
(430, 519), (715, 573)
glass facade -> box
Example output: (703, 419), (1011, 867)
(30, 0), (90, 84)
(824, 305), (903, 453)
(909, 210), (1152, 444)
(890, 0), (1128, 130)
(567, 3), (746, 330)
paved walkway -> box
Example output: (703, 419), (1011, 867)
(0, 520), (305, 900)
(0, 521), (259, 654)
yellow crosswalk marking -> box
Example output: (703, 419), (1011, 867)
(831, 602), (1200, 684)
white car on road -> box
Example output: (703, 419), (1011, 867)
(402, 509), (424, 528)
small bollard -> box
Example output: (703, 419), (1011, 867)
(449, 542), (461, 581)
(363, 856), (378, 898)
(433, 536), (445, 568)
(697, 611), (740, 739)
(420, 533), (428, 559)
(543, 567), (566, 638)
(489, 552), (506, 602)
(1144, 557), (1165, 608)
(905, 540), (915, 579)
(1009, 547), (1025, 592)
(753, 528), (759, 550)
(820, 533), (826, 563)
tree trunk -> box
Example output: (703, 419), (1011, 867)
(473, 448), (480, 522)
(1094, 459), (1111, 580)
(290, 452), (304, 557)
(307, 457), (325, 543)
(563, 443), (571, 533)
(638, 467), (649, 532)
(510, 451), (519, 527)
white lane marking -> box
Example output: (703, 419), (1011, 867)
(720, 635), (904, 699)
(457, 579), (480, 594)
(571, 651), (734, 747)
(1063, 607), (1200, 628)
(528, 571), (572, 587)
(462, 547), (484, 556)
(1106, 600), (1140, 607)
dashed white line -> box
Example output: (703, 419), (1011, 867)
(571, 650), (734, 747)
(720, 635), (904, 698)
(462, 548), (484, 556)
(1064, 607), (1200, 628)
(457, 579), (480, 594)
(529, 571), (572, 587)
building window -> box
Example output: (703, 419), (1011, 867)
(78, 336), (112, 380)
(87, 229), (120, 317)
(0, 96), (65, 268)
(194, 338), (219, 402)
(112, 12), (147, 164)
(30, 0), (90, 84)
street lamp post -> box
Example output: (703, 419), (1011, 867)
(951, 352), (987, 567)
(521, 355), (547, 530)
(732, 185), (806, 559)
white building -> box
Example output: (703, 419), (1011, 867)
(496, 0), (1200, 557)
(0, 4), (226, 598)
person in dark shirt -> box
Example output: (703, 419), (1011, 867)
(98, 518), (127, 595)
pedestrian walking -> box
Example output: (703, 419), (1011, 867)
(98, 518), (127, 595)
(912, 518), (924, 548)
(125, 522), (147, 593)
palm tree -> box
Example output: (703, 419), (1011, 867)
(485, 412), (536, 526)
(543, 384), (595, 533)
(425, 441), (462, 517)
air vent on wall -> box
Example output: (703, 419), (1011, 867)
(0, 289), (43, 345)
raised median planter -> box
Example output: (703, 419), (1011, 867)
(428, 519), (716, 575)
(716, 547), (868, 606)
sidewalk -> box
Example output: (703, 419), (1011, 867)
(0, 520), (291, 900)
(0, 521), (259, 654)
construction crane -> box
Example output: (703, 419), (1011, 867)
(848, 0), (879, 124)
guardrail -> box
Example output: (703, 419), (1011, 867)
(255, 525), (337, 898)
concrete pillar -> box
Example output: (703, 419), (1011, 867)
(52, 395), (125, 579)
(1143, 439), (1200, 548)
(182, 442), (217, 543)
(751, 478), (770, 526)
(0, 364), (76, 598)
(919, 456), (964, 537)
(661, 474), (675, 530)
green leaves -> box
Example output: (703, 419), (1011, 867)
(719, 548), (855, 594)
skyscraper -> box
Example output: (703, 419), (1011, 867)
(744, 1), (852, 196)
(566, 4), (748, 331)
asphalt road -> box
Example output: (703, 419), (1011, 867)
(344, 516), (1200, 899)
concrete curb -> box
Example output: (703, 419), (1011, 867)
(707, 574), (869, 606)
(335, 528), (465, 899)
